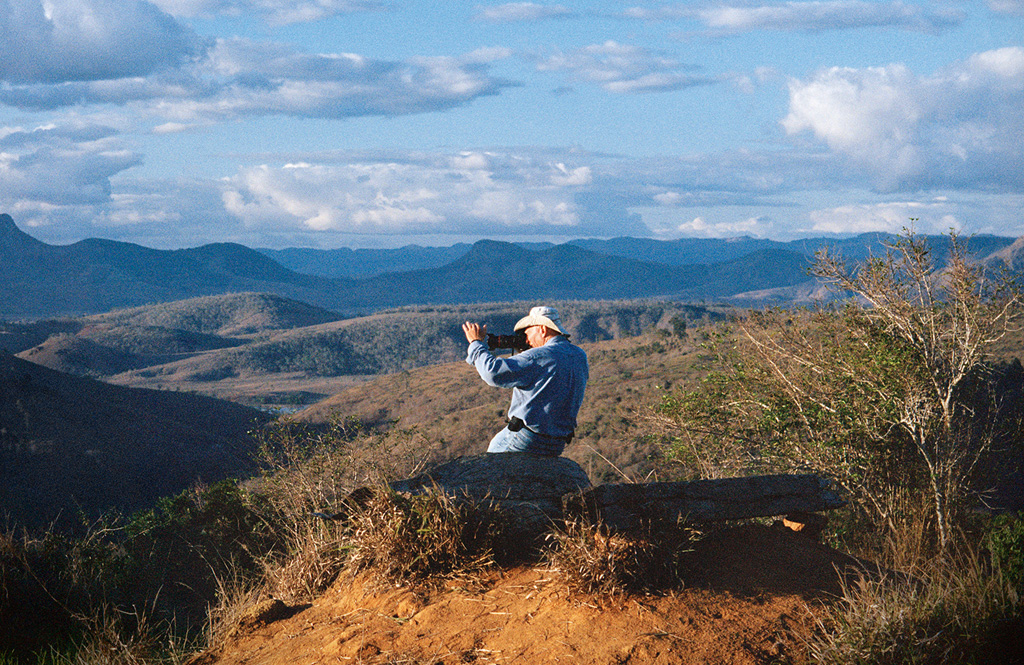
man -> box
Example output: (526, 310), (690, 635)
(462, 305), (588, 456)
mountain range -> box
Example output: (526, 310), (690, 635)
(3, 212), (1020, 320)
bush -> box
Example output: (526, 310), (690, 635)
(652, 230), (1023, 554)
(988, 512), (1024, 591)
(806, 547), (1023, 665)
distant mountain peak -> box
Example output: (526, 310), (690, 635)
(0, 213), (48, 252)
(1, 213), (22, 236)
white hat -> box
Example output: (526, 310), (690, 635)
(514, 305), (565, 334)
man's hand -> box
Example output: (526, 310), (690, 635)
(462, 321), (487, 343)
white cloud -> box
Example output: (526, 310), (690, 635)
(987, 0), (1024, 16)
(220, 152), (609, 237)
(622, 5), (689, 20)
(808, 200), (961, 235)
(0, 38), (513, 118)
(550, 163), (592, 186)
(672, 215), (767, 238)
(0, 0), (207, 84)
(0, 123), (140, 205)
(624, 1), (964, 33)
(536, 41), (717, 93)
(782, 47), (1024, 192)
(150, 0), (384, 24)
(697, 1), (963, 34)
(474, 2), (573, 22)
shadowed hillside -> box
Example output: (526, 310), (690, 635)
(0, 213), (348, 319)
(0, 352), (271, 530)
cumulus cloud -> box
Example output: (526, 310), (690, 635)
(782, 47), (1024, 192)
(6, 124), (1021, 247)
(220, 151), (607, 238)
(535, 41), (717, 93)
(673, 215), (768, 237)
(0, 37), (513, 118)
(808, 200), (961, 235)
(150, 0), (384, 24)
(474, 2), (574, 22)
(0, 0), (207, 84)
(0, 122), (141, 206)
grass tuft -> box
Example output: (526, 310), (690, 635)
(343, 487), (510, 587)
(806, 545), (1023, 665)
(545, 519), (696, 595)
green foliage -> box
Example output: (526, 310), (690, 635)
(0, 481), (283, 662)
(988, 512), (1024, 591)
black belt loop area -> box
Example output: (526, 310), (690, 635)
(507, 416), (574, 443)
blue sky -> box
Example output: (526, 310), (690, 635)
(1, 1), (1022, 249)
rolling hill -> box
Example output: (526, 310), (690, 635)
(6, 210), (1017, 322)
(0, 213), (348, 319)
(262, 232), (1020, 278)
(10, 295), (726, 410)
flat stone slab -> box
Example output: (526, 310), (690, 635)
(563, 473), (845, 533)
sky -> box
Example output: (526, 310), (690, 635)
(1, 1), (1022, 250)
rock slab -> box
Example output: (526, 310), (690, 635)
(563, 473), (845, 533)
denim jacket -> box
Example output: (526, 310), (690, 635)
(466, 335), (588, 439)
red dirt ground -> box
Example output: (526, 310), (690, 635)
(189, 523), (874, 665)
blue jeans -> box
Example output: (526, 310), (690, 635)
(487, 426), (566, 457)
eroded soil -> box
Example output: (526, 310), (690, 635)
(191, 524), (871, 665)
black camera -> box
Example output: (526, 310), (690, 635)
(487, 331), (529, 353)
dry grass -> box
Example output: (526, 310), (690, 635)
(41, 605), (194, 665)
(343, 487), (510, 587)
(258, 517), (350, 604)
(545, 519), (696, 595)
(806, 544), (1023, 665)
(203, 572), (267, 654)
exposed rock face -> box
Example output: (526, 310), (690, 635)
(388, 453), (592, 537)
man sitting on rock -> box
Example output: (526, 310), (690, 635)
(462, 306), (589, 456)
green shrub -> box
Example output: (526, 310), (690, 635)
(988, 512), (1024, 591)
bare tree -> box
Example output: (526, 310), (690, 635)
(652, 229), (1020, 551)
(809, 229), (1020, 548)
